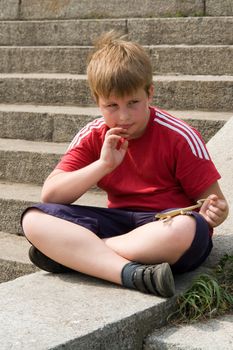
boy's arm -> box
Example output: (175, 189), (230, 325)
(41, 128), (128, 204)
(198, 181), (229, 228)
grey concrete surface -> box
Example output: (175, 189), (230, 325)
(0, 74), (233, 111)
(2, 0), (232, 20)
(0, 258), (37, 283)
(206, 0), (233, 16)
(149, 45), (233, 76)
(1, 17), (233, 46)
(1, 45), (233, 75)
(0, 19), (127, 46)
(0, 138), (66, 184)
(0, 105), (98, 142)
(0, 0), (19, 19)
(128, 17), (233, 45)
(207, 116), (233, 236)
(144, 315), (233, 350)
(0, 231), (31, 263)
(0, 0), (205, 20)
(0, 271), (176, 350)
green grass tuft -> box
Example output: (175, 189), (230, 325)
(169, 254), (233, 324)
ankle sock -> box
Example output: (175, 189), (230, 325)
(121, 262), (141, 289)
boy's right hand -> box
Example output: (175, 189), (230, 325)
(100, 127), (129, 173)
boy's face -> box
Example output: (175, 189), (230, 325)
(98, 85), (154, 140)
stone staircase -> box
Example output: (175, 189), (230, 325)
(0, 1), (232, 349)
(0, 0), (233, 236)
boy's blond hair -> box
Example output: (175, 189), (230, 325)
(87, 31), (153, 102)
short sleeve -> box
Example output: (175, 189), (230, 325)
(175, 130), (221, 198)
(55, 118), (106, 172)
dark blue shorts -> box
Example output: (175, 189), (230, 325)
(22, 203), (213, 274)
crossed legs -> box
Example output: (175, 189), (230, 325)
(22, 208), (196, 285)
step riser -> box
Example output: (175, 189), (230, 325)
(0, 150), (61, 185)
(0, 199), (35, 235)
(1, 46), (232, 75)
(0, 18), (233, 46)
(206, 1), (233, 16)
(0, 111), (96, 142)
(129, 18), (233, 45)
(154, 79), (233, 111)
(0, 77), (232, 111)
(0, 0), (205, 20)
(0, 47), (90, 74)
(0, 111), (226, 143)
(1, 0), (233, 20)
(0, 20), (126, 46)
(150, 46), (233, 76)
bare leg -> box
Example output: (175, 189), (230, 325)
(22, 209), (195, 296)
(103, 215), (196, 265)
(22, 209), (129, 284)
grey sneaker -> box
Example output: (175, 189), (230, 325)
(29, 246), (72, 273)
(132, 262), (175, 297)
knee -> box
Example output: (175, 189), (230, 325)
(21, 209), (41, 242)
(170, 215), (196, 254)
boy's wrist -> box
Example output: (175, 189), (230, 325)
(96, 159), (115, 175)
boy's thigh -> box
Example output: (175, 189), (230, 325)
(21, 203), (141, 238)
(171, 212), (213, 274)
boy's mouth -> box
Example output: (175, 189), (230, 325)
(118, 124), (133, 130)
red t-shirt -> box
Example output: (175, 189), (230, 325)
(56, 107), (220, 211)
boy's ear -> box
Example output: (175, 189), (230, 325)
(148, 84), (154, 101)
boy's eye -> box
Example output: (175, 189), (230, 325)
(107, 104), (117, 108)
(129, 100), (139, 105)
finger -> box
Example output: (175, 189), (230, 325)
(200, 198), (211, 213)
(213, 198), (228, 211)
(106, 127), (129, 139)
(105, 134), (122, 144)
(200, 211), (218, 228)
(199, 197), (215, 217)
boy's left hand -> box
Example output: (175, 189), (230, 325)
(199, 194), (229, 228)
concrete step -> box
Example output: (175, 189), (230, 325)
(0, 73), (233, 110)
(0, 17), (233, 46)
(0, 181), (107, 234)
(0, 138), (67, 184)
(0, 231), (31, 264)
(0, 19), (126, 46)
(129, 17), (233, 45)
(0, 232), (232, 350)
(144, 314), (233, 350)
(1, 0), (233, 20)
(0, 104), (230, 142)
(0, 104), (98, 142)
(206, 0), (233, 16)
(0, 269), (179, 350)
(0, 0), (206, 20)
(1, 45), (233, 75)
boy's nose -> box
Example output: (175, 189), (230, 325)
(119, 109), (130, 122)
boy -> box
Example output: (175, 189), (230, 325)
(21, 31), (229, 298)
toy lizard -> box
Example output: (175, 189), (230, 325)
(155, 199), (207, 222)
